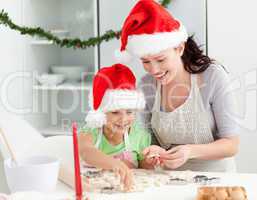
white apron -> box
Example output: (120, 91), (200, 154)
(151, 74), (236, 172)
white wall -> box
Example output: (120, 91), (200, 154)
(167, 0), (206, 50)
(208, 0), (257, 173)
(0, 1), (23, 193)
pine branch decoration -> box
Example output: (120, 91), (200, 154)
(0, 0), (171, 50)
(161, 0), (172, 7)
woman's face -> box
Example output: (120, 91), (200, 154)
(105, 109), (135, 135)
(141, 44), (185, 85)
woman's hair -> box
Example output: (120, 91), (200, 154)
(181, 35), (214, 74)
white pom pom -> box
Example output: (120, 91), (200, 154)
(85, 110), (106, 128)
(114, 49), (132, 64)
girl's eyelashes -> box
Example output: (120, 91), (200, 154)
(111, 111), (118, 114)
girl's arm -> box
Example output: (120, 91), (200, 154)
(139, 145), (167, 169)
(78, 132), (134, 190)
(78, 133), (119, 169)
(138, 158), (155, 169)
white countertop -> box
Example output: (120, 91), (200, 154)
(50, 171), (257, 200)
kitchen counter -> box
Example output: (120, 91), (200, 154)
(50, 170), (257, 200)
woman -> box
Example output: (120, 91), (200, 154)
(115, 0), (239, 172)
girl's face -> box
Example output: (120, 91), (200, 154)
(105, 109), (135, 135)
(141, 44), (185, 85)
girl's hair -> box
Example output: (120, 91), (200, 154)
(181, 35), (214, 74)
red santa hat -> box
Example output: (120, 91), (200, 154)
(115, 0), (188, 63)
(85, 64), (145, 128)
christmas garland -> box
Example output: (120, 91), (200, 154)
(0, 0), (171, 49)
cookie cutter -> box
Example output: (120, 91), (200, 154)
(83, 170), (102, 178)
(167, 177), (188, 185)
(100, 186), (116, 194)
(193, 175), (220, 185)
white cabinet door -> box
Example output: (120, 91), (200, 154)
(99, 0), (206, 80)
(208, 0), (257, 173)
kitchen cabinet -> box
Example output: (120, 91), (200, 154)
(19, 0), (99, 136)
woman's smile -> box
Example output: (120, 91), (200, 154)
(154, 70), (169, 80)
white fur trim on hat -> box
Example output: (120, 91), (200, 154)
(126, 23), (188, 58)
(99, 89), (146, 112)
(86, 89), (145, 128)
(85, 110), (107, 128)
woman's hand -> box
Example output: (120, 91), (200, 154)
(160, 145), (192, 169)
(111, 160), (134, 191)
(142, 145), (167, 168)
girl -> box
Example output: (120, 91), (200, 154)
(79, 64), (151, 191)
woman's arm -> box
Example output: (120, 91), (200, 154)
(160, 136), (239, 169)
(199, 66), (240, 159)
(182, 65), (240, 161)
(188, 136), (239, 160)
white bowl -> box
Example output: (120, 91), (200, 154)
(4, 156), (60, 193)
(51, 66), (86, 82)
(36, 74), (65, 86)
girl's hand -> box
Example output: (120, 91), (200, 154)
(160, 145), (192, 169)
(111, 160), (134, 191)
(142, 145), (166, 167)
